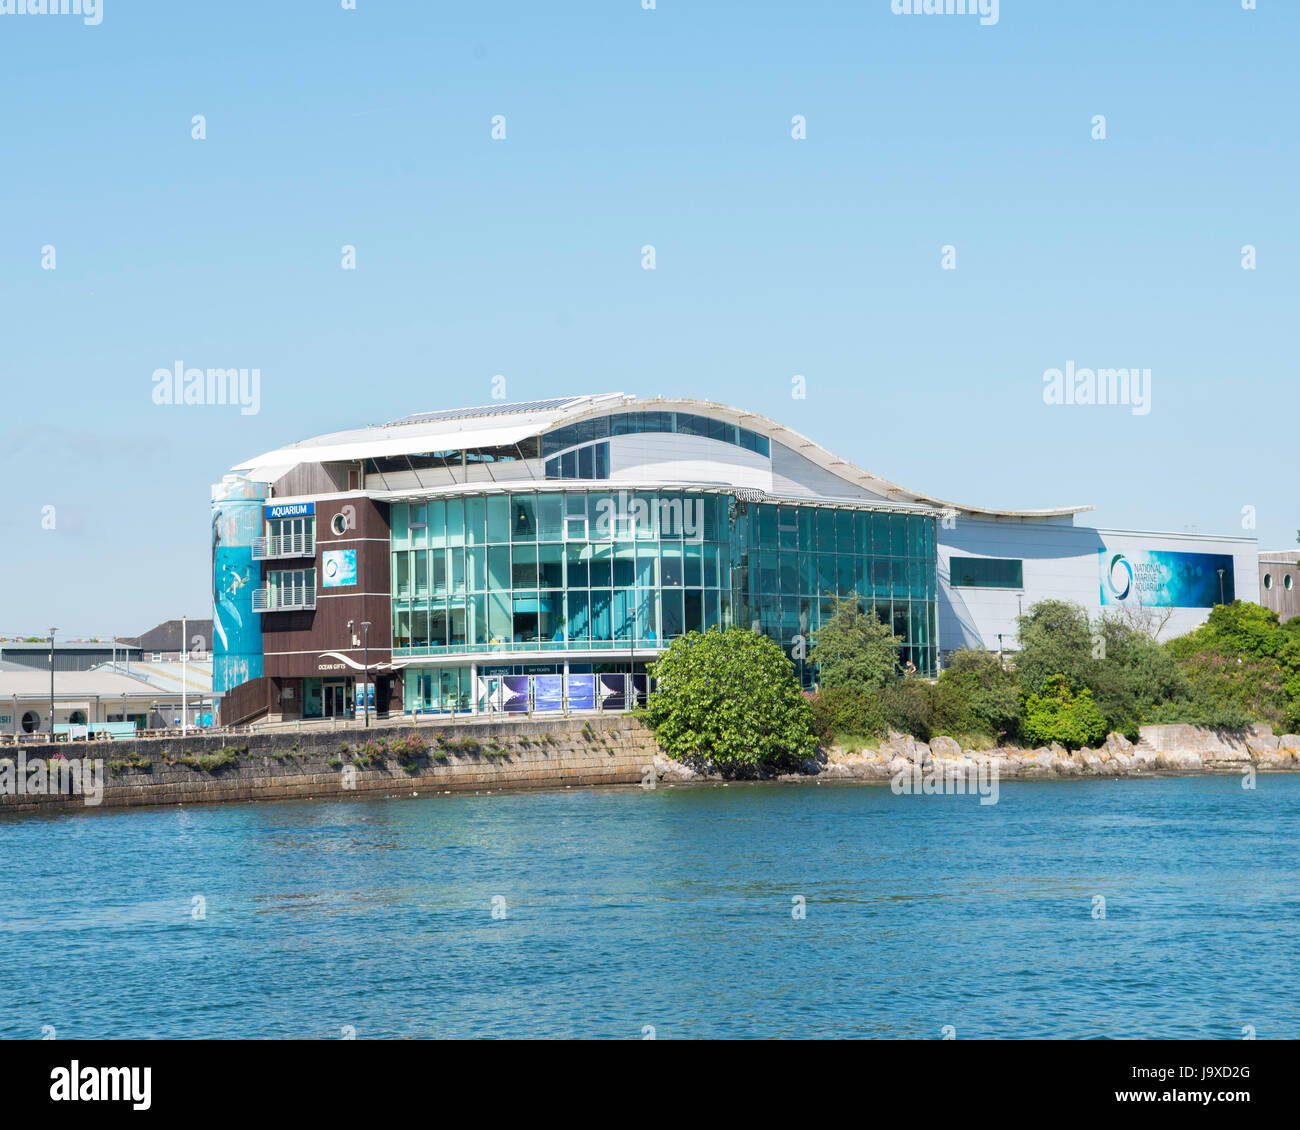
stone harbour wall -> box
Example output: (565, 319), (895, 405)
(0, 715), (658, 815)
(4, 718), (1298, 816)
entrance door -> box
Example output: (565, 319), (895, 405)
(324, 682), (348, 718)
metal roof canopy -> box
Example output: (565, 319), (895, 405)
(230, 393), (1091, 521)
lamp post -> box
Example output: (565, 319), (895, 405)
(361, 621), (372, 728)
(181, 615), (188, 738)
(48, 628), (57, 743)
(1217, 568), (1225, 605)
(997, 632), (1004, 670)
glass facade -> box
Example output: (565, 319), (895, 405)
(391, 490), (938, 700)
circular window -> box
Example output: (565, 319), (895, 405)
(1287, 574), (1294, 591)
(1263, 573), (1272, 590)
(330, 513), (349, 536)
(69, 710), (87, 725)
(21, 711), (39, 733)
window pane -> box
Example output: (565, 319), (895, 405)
(566, 543), (590, 587)
(512, 544), (538, 588)
(487, 546), (511, 591)
(511, 496), (536, 541)
(485, 496), (509, 543)
(445, 498), (465, 546)
(948, 556), (1024, 589)
(539, 543), (564, 588)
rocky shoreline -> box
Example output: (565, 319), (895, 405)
(650, 724), (1300, 785)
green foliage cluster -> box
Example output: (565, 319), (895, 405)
(807, 597), (901, 692)
(644, 628), (818, 772)
(1021, 675), (1108, 749)
(805, 596), (1300, 750)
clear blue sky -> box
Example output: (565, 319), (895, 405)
(2, 1), (1296, 639)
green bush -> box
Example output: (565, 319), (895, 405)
(937, 648), (1022, 740)
(810, 686), (886, 744)
(1021, 675), (1108, 749)
(644, 628), (818, 772)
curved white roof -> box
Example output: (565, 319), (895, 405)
(231, 393), (1091, 520)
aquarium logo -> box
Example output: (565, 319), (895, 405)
(0, 753), (104, 806)
(892, 756), (999, 805)
(1107, 553), (1134, 600)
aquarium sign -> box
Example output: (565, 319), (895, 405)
(1099, 549), (1234, 608)
(265, 501), (315, 520)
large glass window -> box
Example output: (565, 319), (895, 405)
(949, 556), (1024, 589)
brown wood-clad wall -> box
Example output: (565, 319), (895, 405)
(261, 494), (392, 678)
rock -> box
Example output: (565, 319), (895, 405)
(930, 736), (962, 760)
(652, 754), (703, 782)
(1278, 735), (1300, 751)
(1104, 732), (1134, 754)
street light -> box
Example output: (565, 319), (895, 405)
(1217, 568), (1226, 605)
(361, 621), (372, 728)
(181, 615), (188, 739)
(48, 627), (57, 743)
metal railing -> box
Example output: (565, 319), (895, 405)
(252, 583), (316, 612)
(251, 532), (315, 560)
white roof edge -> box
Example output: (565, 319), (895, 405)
(227, 393), (1090, 519)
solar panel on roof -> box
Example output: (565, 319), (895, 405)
(384, 397), (591, 428)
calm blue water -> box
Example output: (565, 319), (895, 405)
(2, 776), (1297, 1039)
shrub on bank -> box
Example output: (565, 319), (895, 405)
(644, 628), (817, 772)
(1020, 675), (1108, 749)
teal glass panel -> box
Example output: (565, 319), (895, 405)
(459, 496), (482, 546)
(445, 498), (465, 546)
(428, 500), (446, 547)
(391, 504), (409, 550)
(637, 543), (658, 587)
(590, 589), (612, 641)
(538, 493), (563, 542)
(660, 588), (684, 637)
(836, 511), (854, 553)
(568, 590), (590, 641)
(512, 496), (537, 541)
(512, 544), (538, 589)
(539, 543), (564, 588)
(566, 543), (590, 587)
(487, 546), (510, 591)
(485, 496), (509, 543)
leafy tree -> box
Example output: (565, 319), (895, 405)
(1021, 675), (1108, 749)
(808, 594), (901, 692)
(937, 648), (1022, 739)
(1163, 602), (1300, 732)
(645, 628), (818, 772)
(1013, 600), (1097, 698)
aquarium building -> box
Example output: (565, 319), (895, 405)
(212, 394), (1256, 721)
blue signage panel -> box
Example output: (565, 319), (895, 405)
(321, 548), (357, 588)
(265, 501), (315, 520)
(1099, 549), (1235, 608)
